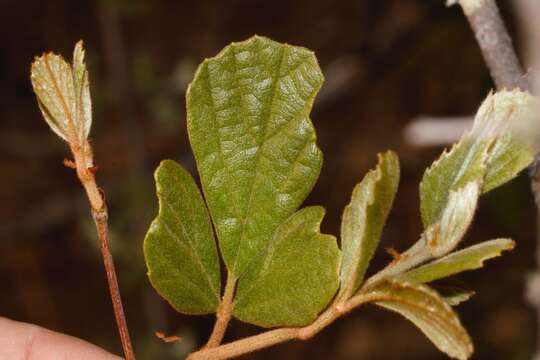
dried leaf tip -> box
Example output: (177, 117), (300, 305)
(155, 331), (182, 343)
(30, 40), (92, 147)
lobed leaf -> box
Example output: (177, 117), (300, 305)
(369, 278), (473, 360)
(401, 238), (514, 284)
(144, 160), (221, 314)
(233, 207), (340, 327)
(339, 151), (399, 298)
(186, 35), (324, 277)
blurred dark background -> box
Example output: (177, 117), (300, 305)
(0, 0), (537, 359)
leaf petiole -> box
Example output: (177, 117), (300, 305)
(187, 289), (381, 360)
(204, 275), (238, 348)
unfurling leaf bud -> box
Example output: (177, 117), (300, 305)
(30, 41), (92, 147)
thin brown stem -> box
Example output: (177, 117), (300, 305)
(92, 208), (135, 360)
(191, 328), (298, 360)
(70, 140), (135, 360)
(204, 274), (237, 349)
(187, 292), (379, 360)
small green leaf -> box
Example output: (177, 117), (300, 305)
(420, 90), (536, 228)
(474, 90), (537, 192)
(420, 139), (489, 228)
(401, 238), (515, 283)
(339, 151), (399, 298)
(380, 180), (480, 280)
(392, 93), (532, 272)
(186, 36), (324, 277)
(144, 160), (221, 315)
(31, 41), (92, 145)
(369, 278), (473, 360)
(362, 180), (482, 287)
(482, 134), (535, 192)
(233, 207), (340, 327)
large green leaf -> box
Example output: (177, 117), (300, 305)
(369, 278), (473, 360)
(402, 238), (514, 283)
(144, 160), (221, 314)
(186, 36), (324, 277)
(339, 151), (399, 299)
(233, 207), (340, 327)
(420, 90), (536, 228)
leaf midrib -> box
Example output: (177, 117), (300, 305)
(229, 42), (289, 274)
(43, 55), (78, 144)
(373, 287), (469, 346)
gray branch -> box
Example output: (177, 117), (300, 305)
(454, 0), (528, 90)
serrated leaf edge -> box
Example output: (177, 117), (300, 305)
(401, 238), (515, 284)
(339, 151), (399, 299)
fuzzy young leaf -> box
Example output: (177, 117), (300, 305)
(369, 278), (473, 360)
(339, 151), (399, 298)
(420, 90), (536, 228)
(72, 41), (92, 142)
(429, 181), (480, 257)
(186, 36), (324, 277)
(402, 238), (514, 284)
(31, 41), (92, 145)
(483, 135), (534, 192)
(474, 90), (537, 192)
(144, 160), (221, 314)
(233, 207), (340, 327)
(379, 180), (481, 280)
(420, 138), (489, 228)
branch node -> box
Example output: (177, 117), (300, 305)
(62, 158), (77, 169)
